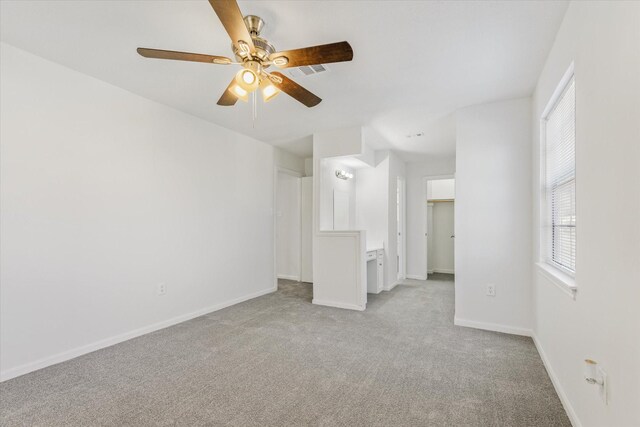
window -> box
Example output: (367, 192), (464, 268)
(543, 75), (576, 276)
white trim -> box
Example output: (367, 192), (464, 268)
(433, 268), (455, 274)
(397, 176), (407, 281)
(312, 298), (365, 311)
(406, 274), (427, 280)
(277, 274), (301, 281)
(541, 62), (575, 118)
(532, 333), (582, 427)
(422, 173), (456, 181)
(427, 269), (434, 275)
(384, 281), (400, 291)
(540, 63), (577, 277)
(536, 262), (577, 300)
(276, 166), (303, 178)
(0, 287), (277, 382)
(454, 317), (532, 337)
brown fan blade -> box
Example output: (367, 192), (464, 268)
(208, 0), (255, 53)
(270, 72), (321, 108)
(137, 48), (232, 64)
(270, 41), (353, 68)
(217, 78), (239, 106)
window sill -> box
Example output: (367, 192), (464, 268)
(536, 262), (577, 300)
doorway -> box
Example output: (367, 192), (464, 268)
(276, 170), (301, 282)
(397, 176), (406, 280)
(425, 178), (455, 279)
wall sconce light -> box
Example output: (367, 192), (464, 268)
(335, 170), (353, 180)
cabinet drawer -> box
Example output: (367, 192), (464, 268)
(366, 251), (376, 261)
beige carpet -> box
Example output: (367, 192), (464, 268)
(0, 275), (570, 426)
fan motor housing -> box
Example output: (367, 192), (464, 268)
(232, 15), (276, 64)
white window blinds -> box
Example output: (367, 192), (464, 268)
(545, 77), (576, 274)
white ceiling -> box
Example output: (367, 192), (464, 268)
(0, 1), (568, 161)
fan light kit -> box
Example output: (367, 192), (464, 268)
(137, 0), (354, 110)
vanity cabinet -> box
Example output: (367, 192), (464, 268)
(366, 249), (384, 294)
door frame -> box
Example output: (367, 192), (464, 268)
(422, 174), (455, 279)
(397, 176), (406, 280)
(274, 166), (303, 288)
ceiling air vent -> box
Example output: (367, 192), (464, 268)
(287, 64), (329, 78)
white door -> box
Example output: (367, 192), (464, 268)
(396, 177), (406, 280)
(276, 171), (301, 281)
(426, 202), (434, 276)
(425, 178), (455, 278)
(432, 201), (455, 274)
(300, 177), (313, 283)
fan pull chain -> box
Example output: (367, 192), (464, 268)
(251, 91), (257, 127)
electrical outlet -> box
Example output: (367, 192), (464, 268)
(157, 283), (167, 296)
(486, 284), (496, 297)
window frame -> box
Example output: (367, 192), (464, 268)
(539, 63), (577, 294)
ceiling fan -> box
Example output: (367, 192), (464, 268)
(137, 0), (354, 108)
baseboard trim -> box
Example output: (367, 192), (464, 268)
(0, 286), (277, 382)
(277, 274), (300, 281)
(312, 299), (365, 311)
(454, 317), (532, 337)
(406, 274), (427, 280)
(383, 281), (400, 292)
(427, 269), (434, 274)
(532, 334), (581, 427)
(433, 269), (455, 274)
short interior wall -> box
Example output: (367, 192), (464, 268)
(312, 128), (367, 310)
(0, 44), (276, 380)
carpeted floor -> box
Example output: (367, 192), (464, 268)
(0, 275), (570, 426)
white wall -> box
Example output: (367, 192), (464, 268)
(312, 127), (367, 311)
(300, 176), (313, 283)
(0, 44), (275, 380)
(431, 201), (455, 274)
(319, 158), (356, 231)
(276, 172), (301, 281)
(531, 3), (640, 426)
(304, 157), (313, 177)
(385, 151), (406, 287)
(455, 97), (532, 335)
(356, 155), (388, 250)
(274, 148), (305, 176)
(406, 157), (456, 279)
(427, 179), (455, 200)
(355, 150), (406, 289)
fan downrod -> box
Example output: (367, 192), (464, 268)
(244, 15), (265, 36)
